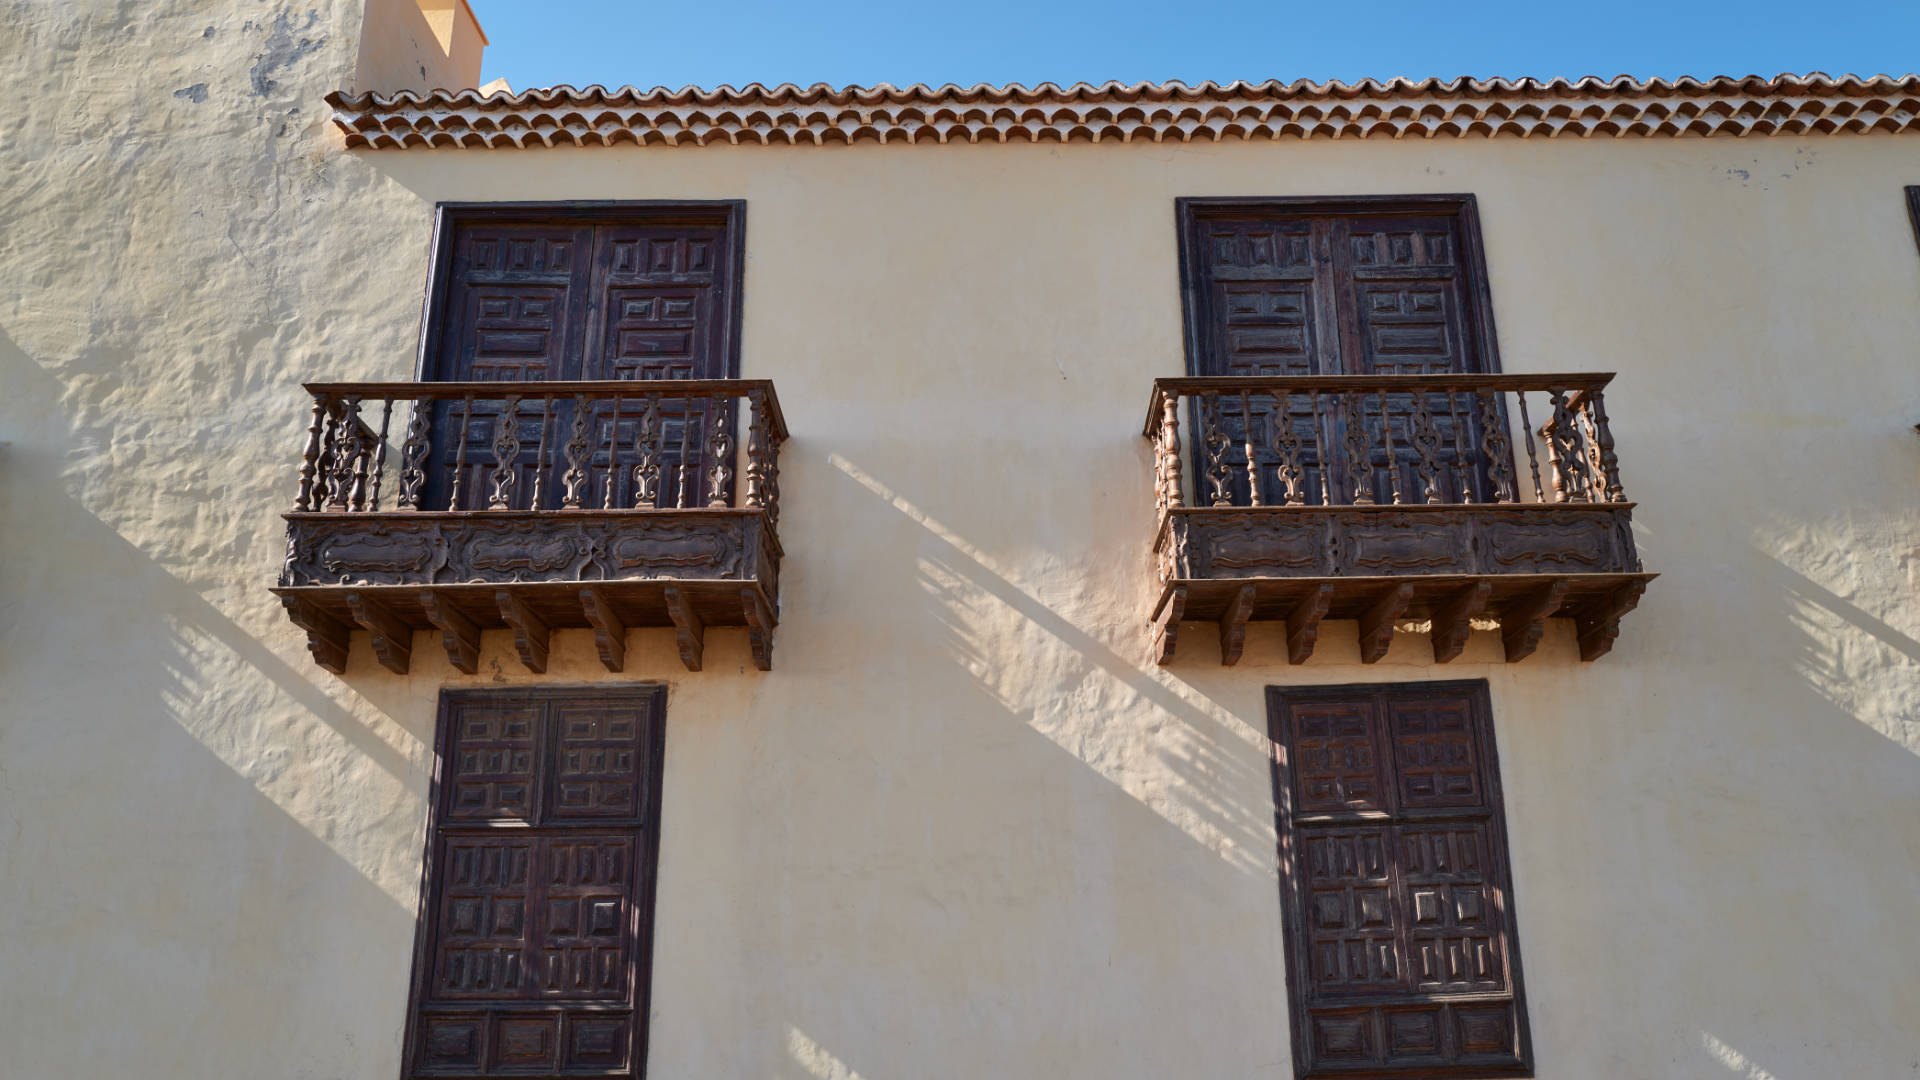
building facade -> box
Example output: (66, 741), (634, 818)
(4, 1), (1920, 1077)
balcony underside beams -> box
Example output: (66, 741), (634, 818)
(1150, 573), (1654, 665)
(278, 579), (776, 674)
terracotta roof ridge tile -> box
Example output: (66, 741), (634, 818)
(327, 72), (1920, 148)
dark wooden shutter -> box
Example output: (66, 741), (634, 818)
(1178, 197), (1504, 506)
(419, 204), (745, 511)
(1268, 681), (1532, 1079)
(404, 688), (667, 1080)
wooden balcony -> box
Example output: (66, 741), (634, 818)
(1144, 374), (1653, 665)
(274, 380), (786, 674)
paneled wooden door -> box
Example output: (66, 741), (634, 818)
(1177, 196), (1505, 505)
(418, 204), (745, 511)
(402, 687), (668, 1080)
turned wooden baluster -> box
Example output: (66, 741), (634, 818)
(602, 394), (624, 510)
(633, 395), (661, 507)
(745, 389), (772, 511)
(1341, 393), (1375, 505)
(294, 394), (327, 511)
(395, 398), (430, 510)
(529, 395), (555, 510)
(1238, 391), (1261, 506)
(1476, 390), (1516, 503)
(330, 396), (363, 511)
(1446, 390), (1473, 503)
(1377, 392), (1406, 505)
(1514, 391), (1545, 503)
(561, 394), (591, 508)
(1308, 390), (1332, 505)
(366, 397), (395, 511)
(1150, 394), (1171, 516)
(1201, 392), (1232, 506)
(1157, 390), (1184, 512)
(1269, 391), (1304, 506)
(488, 394), (522, 510)
(706, 394), (734, 507)
(1409, 389), (1442, 504)
(348, 398), (375, 512)
(448, 394), (475, 510)
(1544, 388), (1591, 504)
(674, 398), (695, 509)
(1588, 387), (1625, 501)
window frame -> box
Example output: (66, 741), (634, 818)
(1173, 193), (1506, 379)
(1266, 679), (1535, 1080)
(411, 200), (749, 382)
(398, 685), (671, 1080)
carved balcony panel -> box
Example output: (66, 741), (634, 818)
(1143, 374), (1653, 665)
(274, 380), (787, 674)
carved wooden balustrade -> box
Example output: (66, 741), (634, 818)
(1144, 373), (1653, 665)
(274, 380), (786, 674)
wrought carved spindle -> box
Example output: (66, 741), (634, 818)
(396, 398), (430, 510)
(366, 398), (394, 511)
(1238, 391), (1261, 506)
(1577, 408), (1604, 503)
(1339, 393), (1375, 505)
(1409, 389), (1442, 504)
(1269, 391), (1304, 506)
(602, 394), (624, 510)
(561, 394), (591, 508)
(1446, 390), (1473, 503)
(1515, 391), (1545, 503)
(764, 427), (783, 530)
(294, 395), (327, 511)
(1157, 390), (1184, 511)
(448, 394), (475, 511)
(633, 395), (662, 507)
(1476, 390), (1516, 503)
(706, 394), (734, 507)
(331, 396), (363, 511)
(1201, 392), (1232, 506)
(488, 394), (522, 510)
(1545, 388), (1591, 504)
(1309, 390), (1332, 505)
(529, 395), (555, 510)
(1589, 388), (1625, 501)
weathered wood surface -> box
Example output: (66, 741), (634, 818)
(278, 380), (785, 674)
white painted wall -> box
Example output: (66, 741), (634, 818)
(3, 3), (1919, 1078)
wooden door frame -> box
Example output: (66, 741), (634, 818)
(412, 200), (749, 382)
(398, 684), (671, 1080)
(1173, 193), (1506, 378)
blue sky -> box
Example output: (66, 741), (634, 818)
(468, 0), (1920, 92)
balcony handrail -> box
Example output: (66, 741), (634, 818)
(1144, 373), (1612, 435)
(290, 378), (787, 517)
(304, 378), (788, 440)
(1144, 371), (1626, 510)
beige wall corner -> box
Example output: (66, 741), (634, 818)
(354, 0), (487, 94)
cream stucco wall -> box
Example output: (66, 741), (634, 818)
(5, 3), (1920, 1079)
